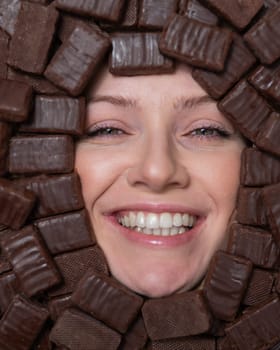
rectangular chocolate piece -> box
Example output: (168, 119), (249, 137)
(0, 295), (49, 350)
(0, 121), (11, 175)
(15, 173), (84, 218)
(244, 6), (280, 64)
(49, 308), (121, 350)
(20, 95), (85, 136)
(138, 0), (178, 29)
(0, 29), (9, 79)
(35, 209), (94, 255)
(71, 270), (143, 333)
(236, 187), (268, 227)
(218, 80), (271, 142)
(225, 297), (280, 350)
(119, 316), (148, 350)
(240, 148), (280, 186)
(150, 336), (216, 350)
(227, 223), (279, 268)
(178, 0), (219, 26)
(8, 135), (74, 174)
(0, 0), (21, 36)
(142, 290), (212, 340)
(48, 246), (109, 297)
(192, 34), (256, 99)
(256, 112), (280, 157)
(1, 225), (61, 296)
(110, 32), (174, 76)
(0, 178), (35, 229)
(8, 2), (58, 74)
(0, 272), (19, 315)
(44, 23), (111, 96)
(0, 78), (33, 123)
(159, 14), (232, 71)
(262, 183), (280, 244)
(203, 251), (252, 321)
(48, 294), (73, 321)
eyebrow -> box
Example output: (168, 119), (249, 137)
(173, 95), (215, 111)
(88, 95), (137, 108)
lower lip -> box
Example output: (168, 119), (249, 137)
(106, 215), (204, 248)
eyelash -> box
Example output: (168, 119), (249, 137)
(188, 126), (231, 139)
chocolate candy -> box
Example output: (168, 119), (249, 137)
(240, 148), (280, 186)
(262, 183), (280, 244)
(142, 290), (212, 340)
(244, 6), (280, 64)
(119, 316), (148, 350)
(0, 29), (9, 79)
(0, 295), (49, 350)
(8, 135), (74, 174)
(178, 0), (219, 26)
(218, 80), (271, 142)
(256, 112), (280, 157)
(8, 2), (58, 74)
(110, 32), (174, 76)
(71, 270), (143, 333)
(20, 95), (85, 136)
(138, 0), (178, 29)
(0, 0), (21, 36)
(0, 78), (33, 123)
(49, 308), (121, 350)
(1, 225), (61, 296)
(149, 335), (216, 350)
(160, 14), (232, 71)
(34, 209), (94, 255)
(44, 23), (111, 96)
(192, 33), (256, 99)
(0, 178), (35, 229)
(0, 121), (11, 175)
(203, 251), (252, 321)
(227, 224), (279, 268)
(0, 272), (19, 315)
(48, 294), (73, 321)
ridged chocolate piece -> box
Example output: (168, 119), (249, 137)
(0, 29), (9, 79)
(240, 148), (280, 186)
(0, 121), (11, 175)
(45, 23), (111, 96)
(48, 294), (73, 321)
(227, 224), (279, 268)
(1, 225), (61, 296)
(225, 297), (280, 350)
(0, 272), (19, 315)
(149, 335), (216, 350)
(8, 2), (58, 74)
(218, 80), (271, 142)
(48, 246), (109, 297)
(142, 290), (212, 340)
(201, 0), (263, 30)
(160, 14), (232, 71)
(35, 210), (94, 255)
(138, 0), (178, 29)
(119, 316), (148, 350)
(236, 187), (268, 227)
(120, 0), (139, 27)
(0, 178), (35, 229)
(0, 295), (49, 350)
(193, 34), (256, 99)
(178, 0), (219, 26)
(0, 78), (33, 123)
(244, 6), (280, 64)
(20, 95), (85, 136)
(203, 251), (252, 321)
(110, 32), (174, 76)
(55, 0), (126, 22)
(0, 0), (21, 36)
(243, 268), (275, 306)
(8, 135), (74, 174)
(49, 308), (121, 350)
(256, 112), (280, 157)
(262, 183), (280, 244)
(15, 173), (84, 218)
(71, 270), (143, 333)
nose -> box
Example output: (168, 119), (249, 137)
(126, 133), (190, 192)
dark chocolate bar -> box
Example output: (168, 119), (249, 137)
(0, 29), (9, 79)
(110, 32), (174, 76)
(218, 80), (271, 142)
(203, 251), (252, 321)
(0, 0), (21, 36)
(8, 135), (74, 174)
(1, 225), (61, 296)
(8, 2), (58, 74)
(119, 316), (148, 350)
(240, 148), (280, 186)
(0, 295), (49, 350)
(256, 112), (280, 157)
(0, 78), (33, 123)
(142, 290), (212, 340)
(178, 0), (219, 26)
(0, 178), (35, 229)
(0, 121), (11, 175)
(149, 335), (216, 350)
(262, 183), (280, 244)
(19, 95), (85, 136)
(44, 23), (111, 96)
(160, 14), (232, 71)
(227, 223), (279, 269)
(49, 308), (121, 350)
(48, 294), (73, 321)
(0, 272), (19, 315)
(71, 270), (143, 333)
(35, 209), (95, 255)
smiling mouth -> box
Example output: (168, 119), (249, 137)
(117, 211), (197, 236)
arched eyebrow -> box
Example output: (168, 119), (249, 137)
(87, 95), (137, 108)
(173, 95), (215, 111)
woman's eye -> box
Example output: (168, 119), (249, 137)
(189, 127), (231, 138)
(87, 127), (125, 137)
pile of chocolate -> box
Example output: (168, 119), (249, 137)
(0, 0), (280, 349)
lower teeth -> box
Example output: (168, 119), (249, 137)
(131, 226), (188, 236)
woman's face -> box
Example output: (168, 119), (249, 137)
(75, 64), (245, 298)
